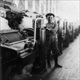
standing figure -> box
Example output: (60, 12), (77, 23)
(45, 13), (62, 68)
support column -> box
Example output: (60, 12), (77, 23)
(28, 0), (33, 12)
(40, 0), (44, 14)
(43, 0), (46, 14)
(33, 0), (35, 12)
(47, 0), (50, 13)
(51, 0), (54, 13)
(50, 0), (51, 13)
(35, 0), (39, 13)
(39, 0), (42, 14)
(25, 0), (28, 10)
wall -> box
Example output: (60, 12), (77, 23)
(3, 0), (55, 14)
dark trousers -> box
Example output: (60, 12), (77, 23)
(46, 40), (60, 66)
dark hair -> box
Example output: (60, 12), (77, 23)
(46, 13), (55, 17)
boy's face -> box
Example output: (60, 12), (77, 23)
(46, 15), (54, 23)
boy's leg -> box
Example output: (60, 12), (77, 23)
(51, 42), (62, 68)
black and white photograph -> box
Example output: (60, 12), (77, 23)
(0, 0), (80, 80)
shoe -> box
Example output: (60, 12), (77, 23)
(55, 64), (62, 68)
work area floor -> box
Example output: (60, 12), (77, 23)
(13, 35), (80, 80)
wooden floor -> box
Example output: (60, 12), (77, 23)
(13, 35), (80, 80)
(44, 35), (80, 80)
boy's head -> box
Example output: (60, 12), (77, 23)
(46, 13), (55, 23)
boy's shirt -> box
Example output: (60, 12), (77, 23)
(46, 22), (58, 42)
